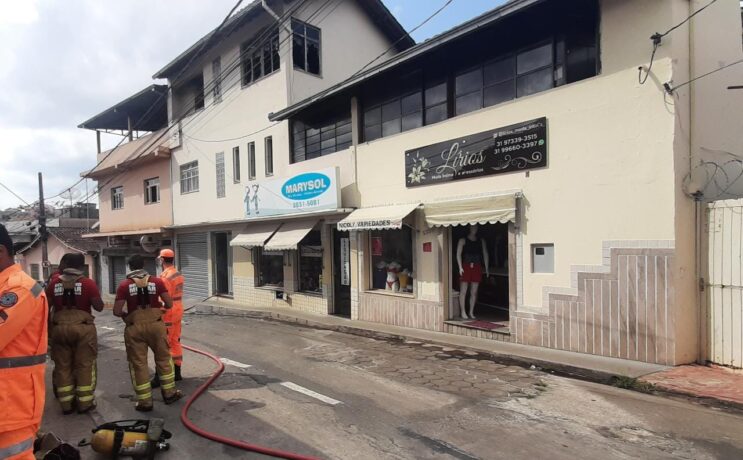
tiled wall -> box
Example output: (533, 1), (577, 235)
(357, 292), (443, 331)
(513, 241), (676, 365)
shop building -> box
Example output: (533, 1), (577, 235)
(157, 0), (412, 304)
(80, 85), (174, 298)
(268, 0), (743, 366)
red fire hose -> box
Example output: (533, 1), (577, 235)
(180, 344), (320, 460)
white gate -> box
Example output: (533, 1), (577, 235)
(707, 199), (743, 367)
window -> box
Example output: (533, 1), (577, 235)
(292, 19), (320, 75)
(241, 29), (280, 86)
(216, 152), (225, 198)
(259, 250), (284, 287)
(369, 227), (414, 293)
(247, 142), (256, 179)
(180, 161), (199, 194)
(111, 186), (124, 210)
(212, 57), (222, 103)
(532, 244), (554, 273)
(232, 146), (241, 183)
(299, 230), (322, 293)
(144, 177), (160, 204)
(292, 105), (352, 162)
(264, 136), (274, 176)
(30, 263), (40, 281)
(424, 80), (448, 125)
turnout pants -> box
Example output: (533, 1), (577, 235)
(50, 309), (97, 412)
(163, 303), (183, 366)
(0, 425), (37, 460)
(124, 308), (177, 407)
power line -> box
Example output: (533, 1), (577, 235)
(0, 181), (31, 206)
(639, 0), (719, 85)
(665, 57), (743, 94)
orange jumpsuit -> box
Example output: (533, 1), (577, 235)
(160, 266), (184, 366)
(0, 264), (48, 460)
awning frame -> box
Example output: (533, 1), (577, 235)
(336, 202), (421, 231)
(230, 222), (281, 248)
(263, 219), (320, 251)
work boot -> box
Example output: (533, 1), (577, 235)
(163, 390), (183, 405)
(135, 402), (153, 412)
(150, 373), (161, 389)
(78, 400), (96, 414)
(174, 365), (182, 381)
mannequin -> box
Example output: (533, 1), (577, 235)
(456, 224), (489, 320)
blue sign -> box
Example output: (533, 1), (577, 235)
(282, 172), (331, 200)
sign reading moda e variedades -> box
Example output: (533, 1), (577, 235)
(404, 117), (547, 188)
(244, 167), (340, 218)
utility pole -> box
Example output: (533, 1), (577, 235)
(38, 172), (50, 280)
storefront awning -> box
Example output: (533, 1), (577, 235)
(264, 219), (318, 251)
(423, 194), (517, 227)
(337, 203), (420, 231)
(230, 222), (281, 247)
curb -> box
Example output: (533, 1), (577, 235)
(188, 303), (623, 385)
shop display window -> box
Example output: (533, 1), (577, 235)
(259, 250), (284, 287)
(299, 230), (323, 294)
(369, 227), (414, 294)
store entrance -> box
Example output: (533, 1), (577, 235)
(212, 231), (231, 295)
(333, 229), (351, 317)
(450, 223), (509, 330)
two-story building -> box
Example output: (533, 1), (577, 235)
(80, 84), (174, 297)
(156, 0), (412, 305)
(264, 0), (743, 367)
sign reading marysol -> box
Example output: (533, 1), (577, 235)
(244, 167), (340, 218)
(404, 117), (547, 187)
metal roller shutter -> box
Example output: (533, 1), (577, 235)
(110, 256), (127, 294)
(177, 232), (209, 300)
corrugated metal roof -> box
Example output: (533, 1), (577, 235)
(78, 84), (168, 132)
(83, 129), (171, 179)
(269, 0), (542, 121)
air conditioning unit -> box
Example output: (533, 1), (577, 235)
(140, 235), (160, 253)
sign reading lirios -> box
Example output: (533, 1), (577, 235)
(405, 117), (547, 188)
(244, 167), (340, 217)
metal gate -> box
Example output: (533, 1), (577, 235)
(177, 232), (209, 300)
(110, 256), (127, 294)
(707, 199), (743, 368)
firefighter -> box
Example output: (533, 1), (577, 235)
(151, 248), (184, 389)
(113, 255), (182, 412)
(0, 223), (48, 460)
(47, 252), (103, 414)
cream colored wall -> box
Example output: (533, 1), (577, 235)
(22, 238), (96, 281)
(288, 0), (396, 104)
(97, 158), (172, 233)
(670, 0), (743, 363)
(170, 0), (394, 226)
(354, 0), (679, 311)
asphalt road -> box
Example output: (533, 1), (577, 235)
(40, 310), (743, 459)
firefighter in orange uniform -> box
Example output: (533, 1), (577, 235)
(0, 223), (48, 460)
(152, 248), (184, 388)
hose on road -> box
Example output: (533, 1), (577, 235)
(181, 344), (320, 460)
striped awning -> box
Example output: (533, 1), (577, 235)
(230, 222), (280, 247)
(336, 203), (419, 231)
(264, 220), (318, 251)
(423, 194), (517, 227)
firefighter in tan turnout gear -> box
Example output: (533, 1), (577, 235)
(114, 255), (182, 411)
(47, 253), (104, 414)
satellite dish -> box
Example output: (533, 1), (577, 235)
(140, 235), (159, 253)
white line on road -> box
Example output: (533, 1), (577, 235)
(220, 357), (252, 369)
(100, 326), (116, 331)
(280, 382), (342, 406)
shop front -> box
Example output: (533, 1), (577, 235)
(229, 167), (350, 316)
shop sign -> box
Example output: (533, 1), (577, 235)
(340, 237), (350, 286)
(244, 167), (340, 218)
(404, 117), (547, 188)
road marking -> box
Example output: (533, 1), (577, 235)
(220, 358), (252, 369)
(280, 382), (342, 406)
(100, 326), (116, 331)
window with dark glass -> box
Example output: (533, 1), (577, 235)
(144, 177), (160, 204)
(259, 250), (283, 287)
(247, 142), (256, 179)
(265, 136), (273, 176)
(232, 146), (241, 183)
(292, 105), (351, 163)
(292, 19), (321, 75)
(363, 72), (424, 142)
(241, 29), (280, 86)
(212, 57), (222, 103)
(298, 230), (322, 293)
(369, 227), (414, 293)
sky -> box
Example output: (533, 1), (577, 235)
(0, 0), (502, 211)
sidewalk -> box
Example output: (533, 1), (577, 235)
(640, 364), (743, 409)
(188, 298), (667, 382)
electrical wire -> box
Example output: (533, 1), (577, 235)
(0, 181), (32, 206)
(638, 0), (719, 85)
(665, 57), (743, 94)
